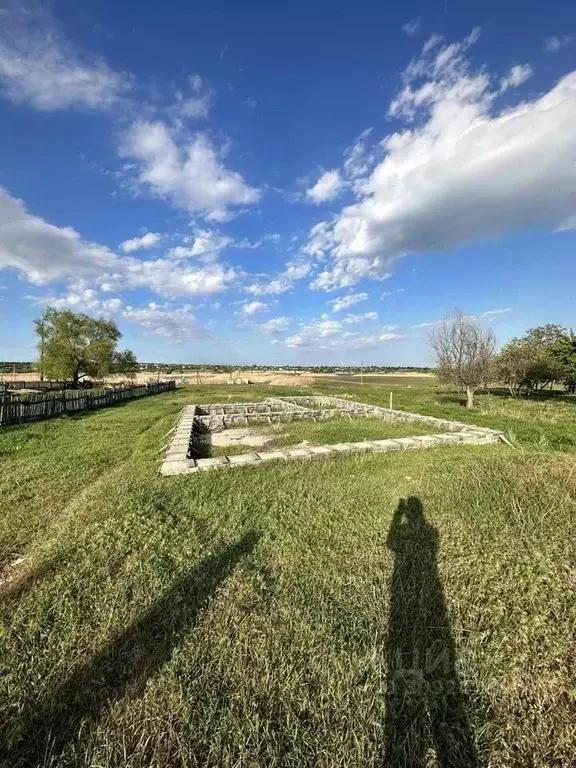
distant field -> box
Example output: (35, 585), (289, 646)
(318, 374), (438, 387)
(1, 370), (438, 389)
(1, 382), (575, 766)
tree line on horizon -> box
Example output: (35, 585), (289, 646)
(3, 308), (575, 405)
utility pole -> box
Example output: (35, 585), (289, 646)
(360, 359), (364, 386)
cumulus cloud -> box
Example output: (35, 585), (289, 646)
(120, 120), (260, 221)
(121, 259), (236, 297)
(0, 187), (118, 284)
(167, 229), (232, 260)
(246, 260), (311, 296)
(258, 316), (291, 334)
(544, 35), (573, 53)
(343, 311), (378, 324)
(28, 283), (123, 316)
(329, 292), (368, 312)
(285, 319), (342, 348)
(402, 17), (421, 37)
(119, 232), (162, 253)
(0, 186), (237, 297)
(303, 31), (576, 290)
(122, 302), (210, 343)
(306, 169), (343, 203)
(0, 4), (130, 111)
(285, 318), (405, 349)
(240, 300), (268, 317)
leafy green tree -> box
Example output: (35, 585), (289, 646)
(35, 308), (137, 385)
(33, 310), (49, 381)
(497, 324), (576, 395)
(112, 349), (139, 380)
(549, 329), (576, 394)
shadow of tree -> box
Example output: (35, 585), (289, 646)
(3, 531), (259, 766)
(384, 497), (478, 767)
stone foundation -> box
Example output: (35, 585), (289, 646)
(160, 396), (506, 476)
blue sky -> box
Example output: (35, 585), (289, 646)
(0, 0), (575, 366)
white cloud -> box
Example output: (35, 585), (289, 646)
(120, 120), (260, 221)
(258, 316), (291, 334)
(246, 260), (311, 296)
(0, 186), (237, 298)
(0, 5), (130, 111)
(306, 169), (343, 204)
(329, 292), (368, 312)
(343, 311), (378, 324)
(481, 307), (512, 318)
(285, 319), (342, 348)
(343, 128), (376, 182)
(413, 308), (512, 329)
(240, 300), (268, 317)
(168, 75), (211, 122)
(544, 35), (573, 53)
(364, 331), (406, 344)
(167, 229), (232, 260)
(0, 187), (118, 284)
(122, 302), (209, 343)
(285, 318), (406, 349)
(381, 289), (405, 298)
(499, 64), (533, 93)
(121, 259), (236, 297)
(422, 34), (443, 55)
(402, 17), (421, 37)
(119, 232), (162, 253)
(29, 284), (123, 317)
(189, 74), (202, 92)
(303, 31), (576, 290)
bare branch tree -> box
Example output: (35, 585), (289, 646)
(429, 310), (496, 409)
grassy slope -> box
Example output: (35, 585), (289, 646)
(1, 384), (575, 767)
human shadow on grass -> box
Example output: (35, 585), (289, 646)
(384, 497), (479, 767)
(3, 531), (259, 767)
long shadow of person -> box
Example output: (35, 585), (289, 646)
(2, 531), (259, 767)
(384, 497), (478, 767)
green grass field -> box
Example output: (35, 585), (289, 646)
(1, 383), (575, 766)
(205, 416), (446, 457)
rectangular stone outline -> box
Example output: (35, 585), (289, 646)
(160, 397), (506, 476)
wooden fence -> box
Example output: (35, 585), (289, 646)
(0, 381), (176, 427)
(0, 380), (88, 393)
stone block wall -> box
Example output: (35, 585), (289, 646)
(159, 397), (506, 476)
